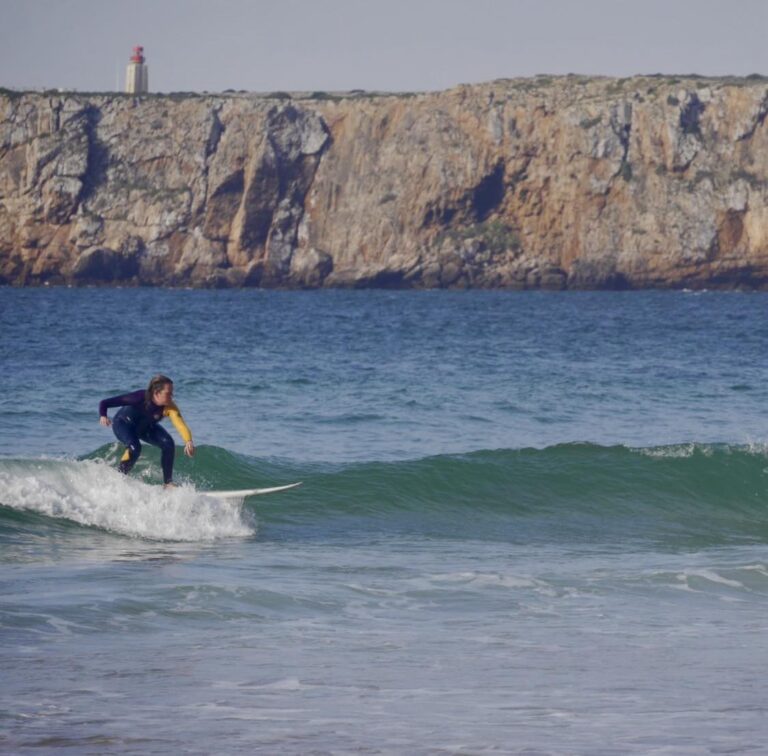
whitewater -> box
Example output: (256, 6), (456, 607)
(2, 288), (768, 754)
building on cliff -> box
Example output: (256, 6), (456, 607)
(125, 46), (148, 94)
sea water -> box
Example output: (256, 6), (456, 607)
(1, 288), (767, 754)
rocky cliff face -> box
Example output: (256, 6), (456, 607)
(2, 75), (768, 289)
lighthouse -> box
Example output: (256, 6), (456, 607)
(125, 46), (149, 94)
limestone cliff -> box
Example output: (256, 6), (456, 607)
(2, 75), (768, 289)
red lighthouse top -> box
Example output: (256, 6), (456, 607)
(130, 46), (145, 64)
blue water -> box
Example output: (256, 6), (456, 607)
(1, 288), (768, 754)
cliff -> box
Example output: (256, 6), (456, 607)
(2, 75), (768, 289)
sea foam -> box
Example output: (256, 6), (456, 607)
(0, 459), (255, 541)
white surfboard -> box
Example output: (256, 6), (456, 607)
(202, 482), (302, 499)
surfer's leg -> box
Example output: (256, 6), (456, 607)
(112, 416), (142, 474)
(143, 425), (176, 484)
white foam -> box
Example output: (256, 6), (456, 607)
(637, 441), (768, 460)
(636, 443), (709, 459)
(0, 459), (255, 541)
(675, 569), (746, 591)
(427, 570), (557, 593)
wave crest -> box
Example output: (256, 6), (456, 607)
(0, 459), (255, 541)
(2, 442), (767, 545)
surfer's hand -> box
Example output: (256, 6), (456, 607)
(99, 416), (111, 427)
(184, 441), (196, 457)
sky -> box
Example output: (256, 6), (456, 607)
(1, 0), (766, 94)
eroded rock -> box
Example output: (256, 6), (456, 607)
(1, 76), (768, 289)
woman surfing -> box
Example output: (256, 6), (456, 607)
(99, 374), (195, 488)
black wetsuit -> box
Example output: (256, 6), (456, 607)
(99, 390), (190, 484)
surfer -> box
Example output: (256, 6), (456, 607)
(98, 374), (195, 488)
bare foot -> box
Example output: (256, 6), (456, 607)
(163, 482), (178, 489)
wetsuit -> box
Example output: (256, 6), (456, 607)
(99, 390), (192, 484)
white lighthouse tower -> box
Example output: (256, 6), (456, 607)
(125, 46), (149, 94)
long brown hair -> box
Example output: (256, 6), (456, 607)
(145, 374), (173, 407)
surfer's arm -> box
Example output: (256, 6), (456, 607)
(165, 404), (195, 456)
(98, 390), (144, 423)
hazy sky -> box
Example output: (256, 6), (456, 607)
(1, 0), (766, 93)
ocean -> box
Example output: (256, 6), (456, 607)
(1, 287), (767, 754)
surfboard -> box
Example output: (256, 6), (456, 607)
(202, 482), (302, 499)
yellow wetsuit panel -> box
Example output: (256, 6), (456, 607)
(164, 403), (193, 443)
